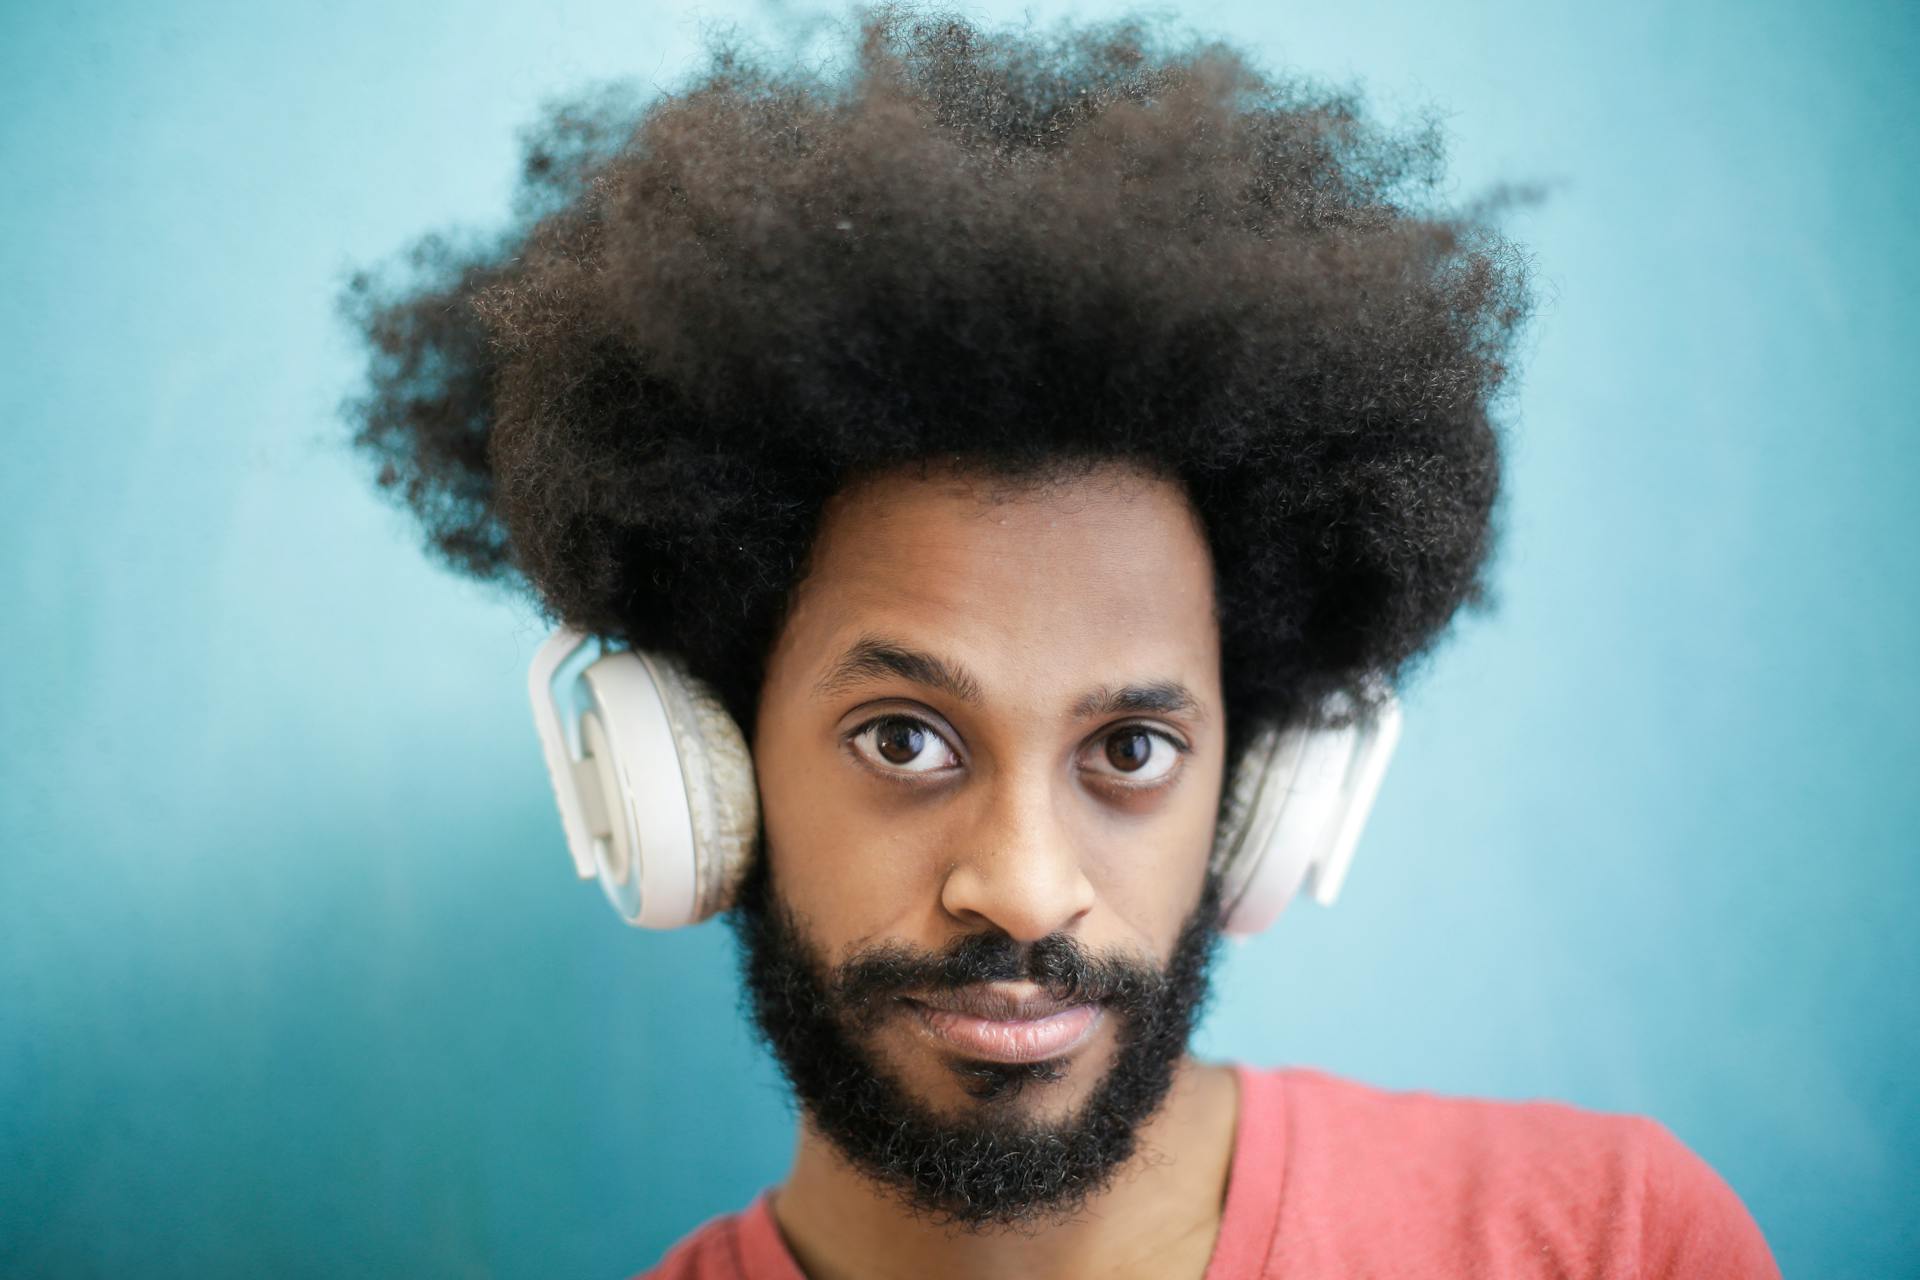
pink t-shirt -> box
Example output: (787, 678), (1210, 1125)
(638, 1064), (1780, 1278)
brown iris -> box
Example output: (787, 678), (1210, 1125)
(874, 717), (928, 765)
(1104, 728), (1153, 772)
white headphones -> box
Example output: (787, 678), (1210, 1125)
(528, 627), (1402, 937)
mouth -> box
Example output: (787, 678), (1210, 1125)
(901, 981), (1103, 1065)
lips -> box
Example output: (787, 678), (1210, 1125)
(903, 981), (1103, 1064)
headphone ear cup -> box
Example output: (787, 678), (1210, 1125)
(637, 651), (758, 922)
(1212, 687), (1403, 938)
(1212, 721), (1325, 938)
(528, 629), (758, 928)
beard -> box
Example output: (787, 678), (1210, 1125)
(725, 858), (1224, 1230)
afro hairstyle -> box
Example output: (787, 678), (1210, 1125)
(338, 4), (1533, 763)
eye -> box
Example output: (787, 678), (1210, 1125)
(848, 714), (962, 776)
(1081, 725), (1185, 785)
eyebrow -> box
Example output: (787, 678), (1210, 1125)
(813, 634), (1206, 722)
(815, 635), (984, 704)
(1070, 681), (1205, 722)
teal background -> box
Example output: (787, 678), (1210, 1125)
(2, 0), (1914, 1274)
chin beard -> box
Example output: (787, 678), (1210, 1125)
(726, 861), (1224, 1230)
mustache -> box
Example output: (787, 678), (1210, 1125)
(830, 929), (1166, 1029)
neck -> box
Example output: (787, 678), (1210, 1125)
(769, 1057), (1240, 1280)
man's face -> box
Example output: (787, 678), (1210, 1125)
(740, 461), (1228, 1224)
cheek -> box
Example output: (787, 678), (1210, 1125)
(1077, 759), (1224, 933)
(757, 743), (940, 948)
(1084, 827), (1215, 953)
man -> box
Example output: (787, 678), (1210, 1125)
(341, 7), (1779, 1275)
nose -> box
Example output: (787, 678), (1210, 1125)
(938, 770), (1096, 943)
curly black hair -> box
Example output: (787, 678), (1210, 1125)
(338, 4), (1532, 760)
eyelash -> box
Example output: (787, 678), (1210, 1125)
(842, 713), (1191, 791)
(845, 715), (963, 778)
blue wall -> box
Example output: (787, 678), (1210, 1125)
(2, 0), (1914, 1275)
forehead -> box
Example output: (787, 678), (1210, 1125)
(772, 463), (1220, 704)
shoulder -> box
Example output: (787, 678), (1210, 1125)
(1626, 1114), (1783, 1279)
(1258, 1063), (1657, 1182)
(631, 1206), (750, 1280)
(632, 1192), (804, 1280)
(1233, 1065), (1778, 1278)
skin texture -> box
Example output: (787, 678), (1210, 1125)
(751, 461), (1241, 1279)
